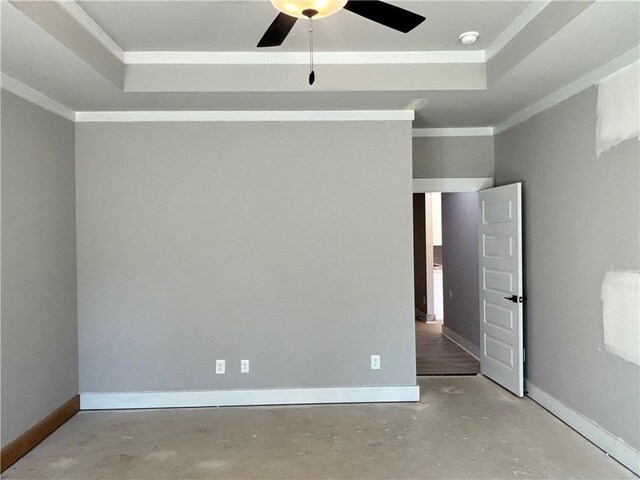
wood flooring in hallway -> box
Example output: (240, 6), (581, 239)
(415, 320), (480, 375)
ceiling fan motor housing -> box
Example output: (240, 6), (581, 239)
(302, 8), (319, 18)
(271, 0), (348, 19)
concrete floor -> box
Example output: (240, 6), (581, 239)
(4, 376), (634, 479)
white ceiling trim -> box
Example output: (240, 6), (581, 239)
(0, 76), (414, 124)
(57, 0), (125, 63)
(485, 0), (551, 61)
(412, 127), (493, 138)
(413, 178), (494, 193)
(124, 50), (486, 65)
(494, 46), (640, 135)
(24, 1), (548, 75)
(75, 110), (415, 122)
(1, 74), (76, 122)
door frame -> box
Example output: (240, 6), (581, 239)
(413, 176), (494, 319)
(412, 177), (494, 194)
(413, 177), (527, 397)
(412, 176), (495, 353)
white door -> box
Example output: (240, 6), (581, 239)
(478, 183), (524, 397)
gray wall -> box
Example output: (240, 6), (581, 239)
(441, 192), (480, 350)
(413, 136), (494, 179)
(495, 86), (640, 450)
(76, 120), (416, 393)
(1, 91), (78, 447)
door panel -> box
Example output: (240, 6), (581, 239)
(478, 183), (524, 397)
(484, 303), (513, 331)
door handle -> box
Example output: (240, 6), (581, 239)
(504, 295), (524, 303)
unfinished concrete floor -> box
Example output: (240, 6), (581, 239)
(4, 376), (634, 479)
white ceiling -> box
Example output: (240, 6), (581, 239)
(2, 1), (639, 127)
(77, 1), (529, 52)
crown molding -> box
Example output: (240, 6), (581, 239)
(124, 50), (486, 65)
(494, 47), (640, 135)
(56, 0), (125, 62)
(412, 127), (494, 138)
(1, 76), (414, 124)
(7, 42), (635, 134)
(8, 0), (124, 87)
(19, 1), (540, 70)
(75, 110), (415, 123)
(485, 1), (551, 61)
(1, 74), (76, 122)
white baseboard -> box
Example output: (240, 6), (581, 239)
(441, 325), (481, 360)
(526, 381), (640, 475)
(80, 385), (420, 411)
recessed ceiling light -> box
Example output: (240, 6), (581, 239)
(459, 31), (479, 45)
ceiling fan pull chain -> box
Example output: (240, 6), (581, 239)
(308, 16), (315, 85)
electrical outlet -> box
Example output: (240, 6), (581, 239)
(370, 355), (381, 370)
(215, 359), (225, 374)
(241, 359), (250, 373)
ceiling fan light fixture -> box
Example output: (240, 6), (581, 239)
(271, 0), (348, 19)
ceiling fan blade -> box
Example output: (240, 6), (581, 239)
(257, 12), (298, 47)
(343, 1), (425, 33)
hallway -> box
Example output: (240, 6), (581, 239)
(415, 321), (480, 375)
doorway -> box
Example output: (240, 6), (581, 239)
(413, 191), (480, 376)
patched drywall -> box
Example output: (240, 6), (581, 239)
(596, 62), (640, 157)
(602, 271), (640, 366)
(495, 84), (639, 452)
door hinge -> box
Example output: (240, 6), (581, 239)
(523, 348), (526, 363)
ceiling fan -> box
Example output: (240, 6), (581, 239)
(258, 0), (426, 47)
(257, 0), (426, 84)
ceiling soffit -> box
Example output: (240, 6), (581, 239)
(8, 0), (584, 94)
